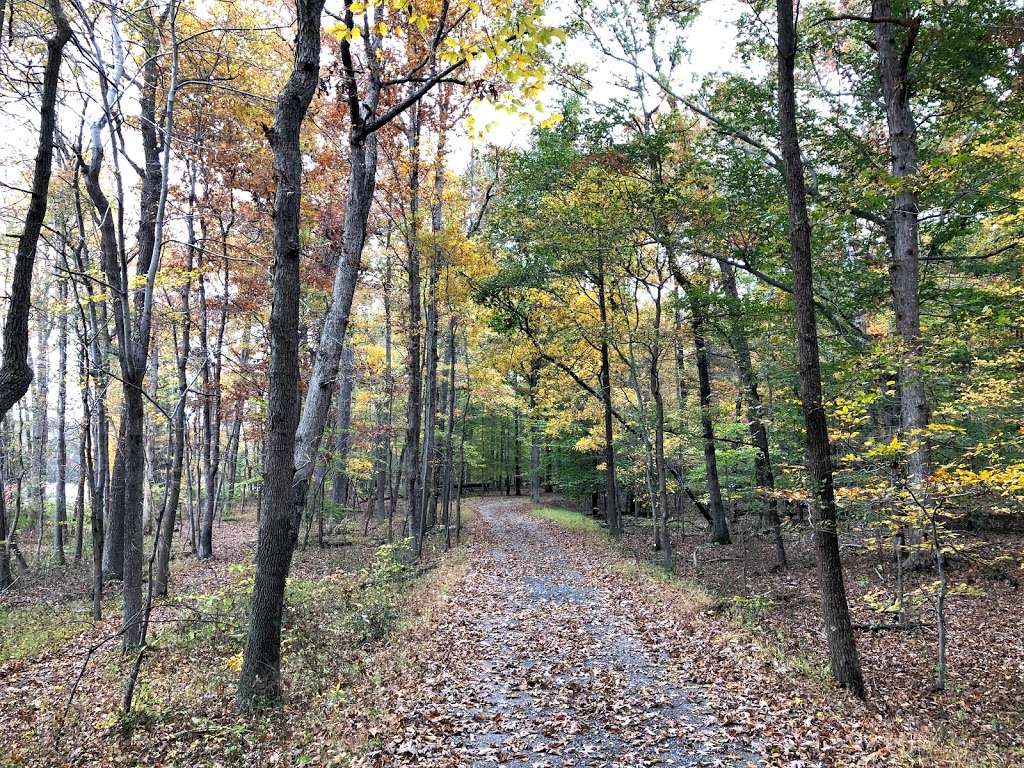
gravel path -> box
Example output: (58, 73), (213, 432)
(375, 500), (760, 767)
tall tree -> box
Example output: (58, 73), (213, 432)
(775, 0), (865, 697)
(237, 0), (327, 708)
(0, 0), (70, 590)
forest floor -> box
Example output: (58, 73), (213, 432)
(1, 497), (1021, 767)
(615, 506), (1024, 767)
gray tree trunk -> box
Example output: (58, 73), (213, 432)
(54, 278), (68, 564)
(331, 343), (356, 507)
(873, 2), (929, 491)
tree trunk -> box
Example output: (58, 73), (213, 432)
(690, 293), (730, 544)
(873, 2), (928, 491)
(54, 278), (68, 565)
(776, 0), (865, 698)
(419, 193), (442, 535)
(120, 381), (146, 650)
(32, 295), (50, 563)
(650, 288), (673, 568)
(154, 214), (192, 595)
(596, 265), (619, 534)
(197, 235), (227, 559)
(441, 318), (457, 549)
(331, 343), (355, 507)
(717, 258), (785, 565)
(104, 420), (126, 579)
(237, 0), (324, 709)
(73, 412), (85, 564)
(290, 150), (374, 530)
(375, 248), (396, 528)
(0, 0), (71, 423)
(404, 106), (424, 551)
(0, 423), (12, 589)
(529, 363), (542, 504)
(142, 344), (159, 536)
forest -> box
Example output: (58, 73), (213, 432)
(0, 0), (1022, 765)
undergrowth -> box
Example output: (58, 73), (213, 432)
(0, 600), (95, 661)
(531, 506), (603, 533)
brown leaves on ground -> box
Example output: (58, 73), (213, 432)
(618, 513), (1024, 766)
(2, 499), (1020, 767)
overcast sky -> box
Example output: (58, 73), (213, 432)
(466, 0), (745, 153)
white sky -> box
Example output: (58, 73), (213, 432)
(466, 0), (745, 153)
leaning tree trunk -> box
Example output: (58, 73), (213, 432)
(237, 0), (325, 709)
(776, 0), (865, 698)
(0, 0), (70, 424)
(290, 127), (377, 531)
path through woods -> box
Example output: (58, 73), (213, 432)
(365, 500), (760, 767)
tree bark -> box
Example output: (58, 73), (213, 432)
(717, 258), (785, 565)
(441, 318), (457, 549)
(529, 363), (542, 504)
(104, 420), (126, 579)
(404, 106), (424, 549)
(54, 278), (68, 565)
(32, 293), (50, 563)
(873, 1), (928, 491)
(331, 343), (356, 507)
(596, 263), (620, 534)
(776, 0), (865, 697)
(237, 0), (325, 709)
(689, 292), (730, 544)
(0, 0), (71, 423)
(650, 287), (673, 568)
(197, 244), (226, 559)
(154, 180), (194, 595)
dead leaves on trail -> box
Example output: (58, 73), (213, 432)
(356, 500), (761, 767)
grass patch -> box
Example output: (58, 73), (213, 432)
(531, 506), (604, 533)
(0, 601), (93, 661)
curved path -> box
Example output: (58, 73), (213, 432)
(371, 500), (760, 767)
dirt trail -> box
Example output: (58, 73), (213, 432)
(372, 500), (761, 767)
